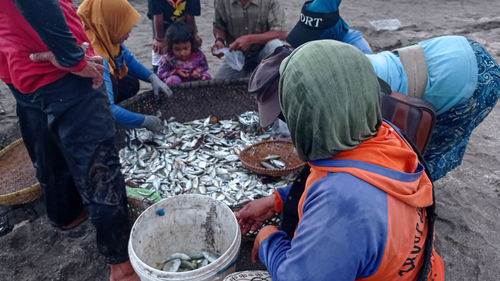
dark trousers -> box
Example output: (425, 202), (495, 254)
(113, 74), (140, 104)
(9, 74), (130, 264)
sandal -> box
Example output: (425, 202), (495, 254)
(60, 209), (89, 230)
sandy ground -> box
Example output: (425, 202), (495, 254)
(1, 0), (500, 280)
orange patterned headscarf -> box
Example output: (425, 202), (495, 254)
(77, 0), (141, 79)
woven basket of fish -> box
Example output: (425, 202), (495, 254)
(238, 140), (305, 177)
(118, 79), (295, 240)
(0, 138), (42, 206)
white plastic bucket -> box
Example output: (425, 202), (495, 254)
(128, 194), (241, 281)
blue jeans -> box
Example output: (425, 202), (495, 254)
(10, 74), (131, 264)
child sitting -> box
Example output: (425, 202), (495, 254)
(158, 21), (211, 84)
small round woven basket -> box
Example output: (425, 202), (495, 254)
(0, 139), (42, 206)
(238, 139), (305, 177)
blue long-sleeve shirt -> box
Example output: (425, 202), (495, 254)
(262, 173), (389, 281)
(103, 45), (153, 128)
(259, 147), (442, 280)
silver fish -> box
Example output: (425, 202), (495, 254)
(119, 112), (298, 207)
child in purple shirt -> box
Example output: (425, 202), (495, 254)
(158, 21), (210, 84)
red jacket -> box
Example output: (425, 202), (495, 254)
(0, 0), (95, 93)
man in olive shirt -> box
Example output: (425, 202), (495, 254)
(212, 0), (286, 79)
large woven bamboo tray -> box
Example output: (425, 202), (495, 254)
(0, 139), (42, 206)
(119, 79), (268, 271)
(119, 78), (258, 209)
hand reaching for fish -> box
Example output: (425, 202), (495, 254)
(235, 194), (276, 235)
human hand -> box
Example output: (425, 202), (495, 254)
(211, 41), (226, 58)
(191, 68), (201, 79)
(29, 42), (105, 89)
(149, 74), (173, 100)
(176, 69), (190, 79)
(229, 35), (253, 52)
(252, 225), (278, 263)
(235, 194), (276, 236)
(141, 115), (163, 132)
(153, 39), (166, 54)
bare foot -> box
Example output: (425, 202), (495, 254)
(109, 261), (140, 281)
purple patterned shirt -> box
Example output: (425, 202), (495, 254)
(157, 49), (211, 83)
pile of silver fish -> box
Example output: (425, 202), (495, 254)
(156, 251), (221, 272)
(119, 112), (297, 207)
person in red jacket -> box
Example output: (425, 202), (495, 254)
(0, 1), (138, 280)
(244, 40), (445, 280)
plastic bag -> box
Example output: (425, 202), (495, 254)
(369, 19), (402, 31)
(214, 48), (245, 71)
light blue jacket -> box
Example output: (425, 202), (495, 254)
(367, 35), (478, 114)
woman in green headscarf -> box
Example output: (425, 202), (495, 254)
(278, 40), (381, 160)
(249, 40), (444, 281)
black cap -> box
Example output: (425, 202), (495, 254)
(286, 1), (340, 48)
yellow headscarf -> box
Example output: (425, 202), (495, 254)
(77, 0), (141, 79)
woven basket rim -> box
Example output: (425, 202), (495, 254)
(0, 138), (42, 205)
(0, 183), (42, 206)
(169, 78), (249, 89)
(238, 139), (305, 177)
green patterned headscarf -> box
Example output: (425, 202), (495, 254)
(279, 40), (382, 161)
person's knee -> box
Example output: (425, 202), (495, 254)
(166, 75), (183, 84)
(129, 77), (140, 95)
(84, 138), (127, 206)
(265, 39), (284, 50)
(214, 63), (247, 79)
(261, 39), (285, 59)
